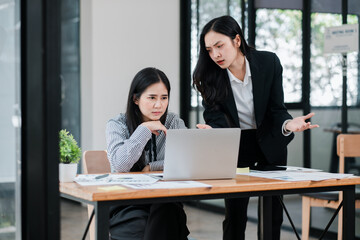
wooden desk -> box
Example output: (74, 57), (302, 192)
(60, 174), (360, 240)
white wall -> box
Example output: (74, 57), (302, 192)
(81, 0), (180, 151)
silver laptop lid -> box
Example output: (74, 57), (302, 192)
(163, 128), (241, 180)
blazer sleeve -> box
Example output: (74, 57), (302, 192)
(269, 54), (293, 136)
(203, 101), (235, 128)
(255, 52), (294, 158)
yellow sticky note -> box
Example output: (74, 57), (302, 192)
(236, 167), (250, 174)
(98, 186), (126, 191)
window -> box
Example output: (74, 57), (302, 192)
(61, 0), (81, 149)
(0, 0), (21, 239)
(256, 9), (303, 103)
(189, 0), (244, 126)
(310, 13), (359, 107)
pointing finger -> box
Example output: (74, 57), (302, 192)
(303, 112), (315, 120)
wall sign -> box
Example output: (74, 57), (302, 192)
(324, 24), (359, 54)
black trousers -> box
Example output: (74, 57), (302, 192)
(223, 130), (284, 240)
(109, 203), (189, 240)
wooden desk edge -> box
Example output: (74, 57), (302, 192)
(59, 175), (360, 202)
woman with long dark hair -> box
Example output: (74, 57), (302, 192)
(193, 16), (318, 240)
(106, 67), (189, 240)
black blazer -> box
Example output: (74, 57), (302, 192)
(203, 50), (294, 165)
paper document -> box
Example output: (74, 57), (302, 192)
(147, 173), (164, 179)
(74, 174), (158, 186)
(122, 181), (211, 189)
(279, 166), (322, 172)
(242, 170), (353, 182)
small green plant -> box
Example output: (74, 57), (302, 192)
(59, 129), (81, 164)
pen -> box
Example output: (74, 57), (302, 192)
(95, 173), (109, 179)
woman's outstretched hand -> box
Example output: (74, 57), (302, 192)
(285, 112), (319, 132)
(141, 121), (167, 135)
(196, 124), (212, 129)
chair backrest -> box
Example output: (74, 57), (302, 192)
(337, 134), (360, 173)
(83, 150), (111, 174)
(82, 150), (111, 240)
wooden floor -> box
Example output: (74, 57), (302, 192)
(60, 195), (332, 240)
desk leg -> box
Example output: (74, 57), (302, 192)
(330, 133), (338, 173)
(95, 202), (109, 240)
(259, 196), (272, 240)
(343, 186), (355, 240)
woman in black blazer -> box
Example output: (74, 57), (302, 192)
(193, 16), (318, 240)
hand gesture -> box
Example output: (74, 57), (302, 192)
(141, 121), (167, 135)
(285, 112), (319, 132)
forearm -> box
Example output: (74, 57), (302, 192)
(107, 124), (151, 172)
(149, 160), (164, 171)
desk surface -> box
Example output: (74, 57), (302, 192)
(60, 174), (360, 202)
(323, 127), (360, 134)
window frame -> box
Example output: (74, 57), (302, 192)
(21, 0), (61, 239)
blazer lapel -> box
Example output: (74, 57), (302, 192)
(248, 55), (266, 127)
(223, 73), (240, 127)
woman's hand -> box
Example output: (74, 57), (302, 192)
(142, 165), (151, 172)
(285, 112), (319, 132)
(196, 124), (212, 129)
(141, 121), (167, 135)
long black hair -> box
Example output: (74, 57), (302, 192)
(193, 15), (252, 105)
(125, 67), (171, 171)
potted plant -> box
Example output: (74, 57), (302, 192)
(59, 129), (82, 182)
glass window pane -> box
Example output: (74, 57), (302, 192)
(256, 9), (303, 103)
(190, 0), (244, 127)
(310, 13), (359, 107)
(198, 0), (228, 28)
(191, 0), (200, 109)
(0, 0), (21, 239)
(61, 0), (81, 147)
(191, 0), (230, 110)
(60, 1), (81, 237)
(190, 0), (243, 110)
(229, 0), (242, 23)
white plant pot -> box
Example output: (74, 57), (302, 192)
(59, 163), (78, 182)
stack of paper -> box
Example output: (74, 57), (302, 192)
(74, 174), (158, 186)
(240, 167), (353, 182)
(74, 174), (212, 189)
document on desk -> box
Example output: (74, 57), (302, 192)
(122, 181), (212, 189)
(280, 166), (323, 172)
(74, 174), (159, 186)
(241, 170), (353, 182)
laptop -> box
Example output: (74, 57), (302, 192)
(162, 128), (241, 180)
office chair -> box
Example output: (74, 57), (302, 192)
(328, 122), (360, 174)
(82, 150), (111, 240)
(301, 134), (360, 240)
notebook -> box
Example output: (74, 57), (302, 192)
(162, 128), (241, 180)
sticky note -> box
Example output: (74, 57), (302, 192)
(236, 167), (250, 174)
(98, 186), (126, 191)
